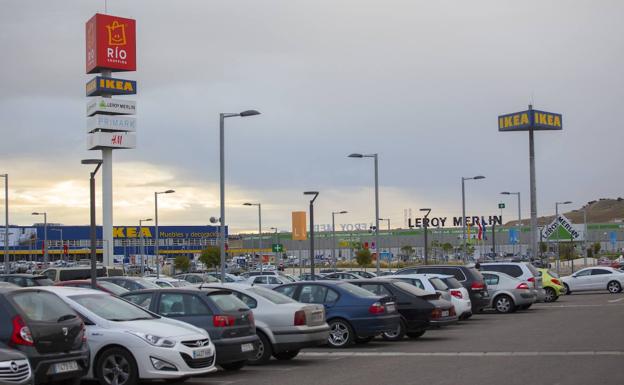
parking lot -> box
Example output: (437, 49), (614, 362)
(167, 292), (624, 385)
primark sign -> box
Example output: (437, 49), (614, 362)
(408, 215), (503, 228)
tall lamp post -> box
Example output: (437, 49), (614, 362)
(304, 191), (319, 279)
(349, 153), (381, 275)
(461, 175), (485, 261)
(332, 210), (348, 269)
(1, 174), (8, 274)
(139, 218), (153, 275)
(31, 212), (48, 264)
(420, 208), (431, 264)
(501, 191), (521, 256)
(555, 200), (572, 274)
(155, 190), (175, 278)
(379, 217), (391, 268)
(82, 159), (102, 288)
(219, 110), (261, 284)
(270, 227), (279, 268)
(243, 202), (262, 271)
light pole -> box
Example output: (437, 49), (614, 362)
(219, 110), (261, 284)
(461, 175), (485, 261)
(349, 153), (381, 275)
(555, 200), (572, 274)
(270, 227), (279, 269)
(1, 174), (8, 274)
(31, 212), (48, 264)
(304, 191), (319, 279)
(501, 192), (521, 256)
(50, 229), (63, 262)
(82, 159), (102, 288)
(243, 202), (262, 271)
(379, 217), (391, 268)
(155, 190), (175, 278)
(332, 210), (348, 269)
(139, 218), (153, 275)
(420, 208), (432, 264)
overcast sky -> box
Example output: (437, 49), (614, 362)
(1, 0), (622, 233)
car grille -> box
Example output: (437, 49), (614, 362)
(0, 359), (30, 383)
(180, 353), (214, 369)
(181, 339), (210, 348)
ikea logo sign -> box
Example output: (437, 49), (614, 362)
(86, 76), (137, 97)
(498, 109), (562, 132)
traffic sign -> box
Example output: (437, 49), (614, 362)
(498, 203), (505, 209)
(272, 244), (284, 252)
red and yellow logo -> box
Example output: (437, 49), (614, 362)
(106, 20), (127, 46)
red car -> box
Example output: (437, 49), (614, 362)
(54, 279), (129, 296)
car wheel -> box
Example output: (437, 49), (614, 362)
(247, 332), (272, 365)
(96, 347), (138, 385)
(382, 320), (406, 341)
(327, 319), (354, 348)
(607, 280), (622, 293)
(220, 360), (246, 371)
(273, 350), (300, 360)
(564, 283), (572, 295)
(544, 287), (557, 303)
(406, 330), (426, 339)
(494, 295), (515, 314)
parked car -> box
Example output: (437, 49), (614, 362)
(538, 268), (564, 302)
(97, 276), (162, 291)
(40, 266), (124, 282)
(204, 272), (246, 283)
(383, 274), (452, 301)
(323, 272), (363, 280)
(0, 275), (53, 288)
(561, 267), (624, 294)
(428, 274), (473, 319)
(200, 283), (329, 364)
(0, 287), (90, 385)
(298, 273), (326, 281)
(246, 275), (291, 289)
(174, 273), (219, 284)
(122, 287), (259, 371)
(144, 277), (192, 288)
(396, 265), (489, 313)
(274, 281), (399, 348)
(0, 347), (32, 385)
(481, 271), (536, 313)
(54, 279), (129, 296)
(39, 287), (217, 384)
(479, 262), (545, 305)
(348, 279), (434, 340)
(346, 271), (377, 278)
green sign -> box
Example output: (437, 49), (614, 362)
(498, 203), (505, 209)
(272, 243), (284, 252)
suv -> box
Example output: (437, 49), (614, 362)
(479, 262), (545, 305)
(396, 265), (489, 313)
(0, 288), (89, 385)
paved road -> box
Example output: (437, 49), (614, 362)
(173, 292), (624, 385)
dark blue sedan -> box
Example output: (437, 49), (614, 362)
(274, 281), (400, 348)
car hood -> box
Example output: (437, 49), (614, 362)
(109, 317), (208, 339)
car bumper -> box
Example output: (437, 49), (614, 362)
(26, 346), (90, 385)
(515, 292), (537, 306)
(429, 315), (459, 327)
(453, 299), (473, 317)
(534, 288), (546, 302)
(272, 325), (331, 353)
(469, 291), (490, 312)
(404, 318), (430, 333)
(213, 335), (259, 364)
(350, 314), (401, 338)
(135, 342), (218, 379)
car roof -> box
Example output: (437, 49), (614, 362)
(124, 287), (230, 295)
(36, 286), (105, 296)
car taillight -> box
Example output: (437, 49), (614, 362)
(516, 282), (530, 290)
(527, 277), (536, 287)
(213, 315), (236, 327)
(431, 308), (442, 319)
(294, 310), (306, 326)
(471, 281), (485, 291)
(10, 316), (34, 346)
(551, 278), (561, 286)
(450, 290), (463, 299)
(368, 302), (385, 314)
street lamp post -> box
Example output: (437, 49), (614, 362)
(270, 227), (278, 269)
(349, 153), (381, 275)
(139, 218), (153, 275)
(219, 110), (261, 284)
(379, 217), (391, 268)
(304, 191), (319, 279)
(332, 210), (348, 270)
(1, 174), (8, 274)
(461, 175), (485, 261)
(31, 212), (48, 264)
(555, 200), (572, 274)
(420, 209), (432, 264)
(243, 202), (262, 272)
(82, 159), (102, 288)
(501, 192), (521, 256)
(155, 190), (175, 278)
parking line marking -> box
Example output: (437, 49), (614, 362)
(533, 303), (624, 308)
(300, 351), (624, 357)
(607, 297), (624, 303)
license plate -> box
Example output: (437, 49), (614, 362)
(311, 312), (324, 323)
(52, 361), (79, 374)
(441, 310), (449, 317)
(385, 304), (396, 313)
(193, 348), (212, 359)
(241, 343), (254, 353)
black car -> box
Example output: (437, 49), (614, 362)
(97, 276), (161, 291)
(122, 288), (259, 371)
(396, 265), (489, 313)
(348, 279), (434, 340)
(0, 346), (32, 385)
(0, 288), (89, 385)
(0, 275), (54, 288)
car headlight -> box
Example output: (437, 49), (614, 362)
(127, 331), (176, 348)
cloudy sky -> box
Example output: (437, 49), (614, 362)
(1, 0), (622, 233)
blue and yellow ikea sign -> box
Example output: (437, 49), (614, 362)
(498, 109), (562, 132)
(86, 76), (137, 97)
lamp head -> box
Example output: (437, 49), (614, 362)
(501, 191), (510, 195)
(473, 175), (486, 180)
(164, 190), (175, 194)
(304, 191), (319, 196)
(348, 153), (363, 158)
(243, 202), (252, 206)
(81, 159), (103, 165)
(239, 110), (260, 117)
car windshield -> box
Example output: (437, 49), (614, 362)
(247, 286), (296, 304)
(429, 277), (449, 291)
(338, 282), (378, 298)
(393, 281), (431, 297)
(98, 281), (129, 295)
(442, 277), (462, 289)
(70, 294), (157, 321)
(208, 293), (249, 312)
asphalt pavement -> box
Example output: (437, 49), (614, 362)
(171, 292), (624, 385)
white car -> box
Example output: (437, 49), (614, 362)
(427, 274), (472, 319)
(383, 274), (452, 301)
(144, 276), (192, 288)
(38, 287), (217, 384)
(561, 267), (624, 294)
(246, 275), (291, 289)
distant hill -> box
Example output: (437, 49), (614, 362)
(506, 198), (624, 226)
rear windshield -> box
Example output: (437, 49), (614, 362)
(247, 286), (295, 304)
(12, 291), (76, 322)
(338, 282), (378, 298)
(393, 281), (430, 297)
(98, 281), (129, 295)
(429, 278), (448, 291)
(525, 263), (539, 276)
(467, 267), (484, 281)
(70, 293), (157, 321)
(208, 293), (249, 312)
(442, 277), (462, 289)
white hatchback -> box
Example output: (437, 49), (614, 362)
(561, 267), (624, 294)
(38, 287), (217, 385)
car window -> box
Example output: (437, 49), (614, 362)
(208, 293), (248, 312)
(253, 276), (267, 284)
(338, 282), (379, 298)
(325, 288), (339, 302)
(483, 273), (499, 286)
(393, 281), (430, 297)
(412, 279), (424, 289)
(232, 292), (258, 309)
(429, 278), (448, 291)
(42, 269), (56, 281)
(12, 291), (76, 322)
(124, 293), (153, 309)
(591, 269), (612, 275)
(247, 286), (295, 304)
(268, 276), (281, 285)
(299, 285), (328, 303)
(359, 284), (392, 296)
(159, 293), (212, 316)
(274, 285), (297, 298)
(575, 269), (592, 277)
(442, 277), (462, 289)
(8, 277), (25, 287)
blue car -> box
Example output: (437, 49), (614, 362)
(274, 281), (400, 348)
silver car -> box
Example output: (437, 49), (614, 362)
(0, 348), (32, 385)
(481, 271), (537, 313)
(480, 262), (545, 304)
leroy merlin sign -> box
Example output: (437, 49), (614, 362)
(542, 215), (580, 240)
